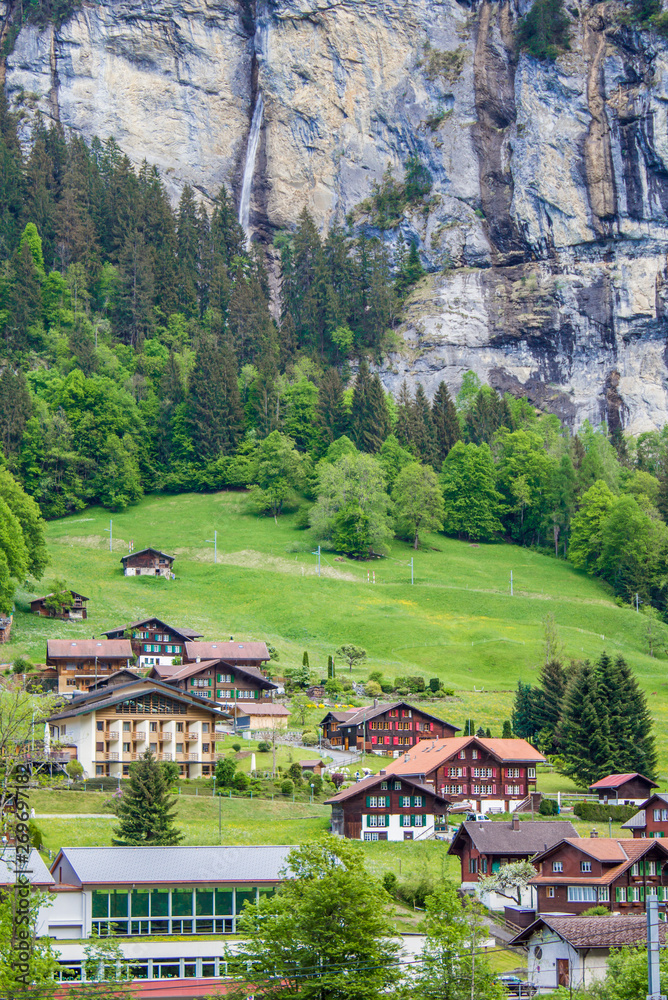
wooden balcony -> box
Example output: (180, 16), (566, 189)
(160, 732), (173, 742)
(185, 732), (199, 742)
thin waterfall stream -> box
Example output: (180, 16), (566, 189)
(238, 90), (264, 240)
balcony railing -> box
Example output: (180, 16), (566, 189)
(158, 753), (172, 761)
(107, 730), (120, 741)
(185, 733), (199, 742)
(187, 753), (199, 761)
(160, 732), (173, 742)
(97, 752), (119, 761)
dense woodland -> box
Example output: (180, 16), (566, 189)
(0, 111), (667, 616)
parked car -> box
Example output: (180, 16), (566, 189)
(496, 975), (538, 996)
(466, 811), (491, 822)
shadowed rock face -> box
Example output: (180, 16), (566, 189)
(5, 0), (668, 429)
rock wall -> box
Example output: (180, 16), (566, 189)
(4, 0), (668, 430)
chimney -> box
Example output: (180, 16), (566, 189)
(230, 635), (234, 641)
(196, 656), (201, 663)
(380, 769), (386, 776)
(590, 829), (599, 838)
(373, 698), (378, 708)
(512, 815), (520, 831)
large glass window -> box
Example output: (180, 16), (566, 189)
(91, 885), (263, 936)
(215, 889), (234, 915)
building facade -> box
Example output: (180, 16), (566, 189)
(319, 701), (460, 752)
(448, 817), (579, 909)
(31, 591), (89, 620)
(589, 773), (659, 805)
(530, 835), (668, 915)
(46, 639), (134, 694)
(622, 792), (668, 839)
(150, 660), (277, 706)
(382, 736), (545, 814)
(47, 676), (229, 778)
(103, 618), (203, 668)
(325, 772), (450, 841)
(121, 548), (174, 578)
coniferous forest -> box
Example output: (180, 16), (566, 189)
(2, 108), (668, 619)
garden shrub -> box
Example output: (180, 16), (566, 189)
(281, 779), (294, 796)
(573, 801), (637, 822)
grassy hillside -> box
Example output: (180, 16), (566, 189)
(8, 490), (668, 774)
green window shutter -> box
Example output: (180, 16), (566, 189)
(411, 815), (415, 827)
(616, 887), (623, 902)
(410, 796), (415, 808)
(366, 796), (370, 807)
(641, 886), (645, 902)
(627, 886), (634, 902)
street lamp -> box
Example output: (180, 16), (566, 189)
(213, 775), (217, 799)
(310, 782), (314, 804)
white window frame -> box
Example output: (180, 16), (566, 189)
(567, 886), (597, 902)
(552, 862), (563, 873)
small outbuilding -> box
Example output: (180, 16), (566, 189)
(121, 548), (174, 579)
(589, 772), (659, 805)
(232, 702), (290, 730)
(300, 759), (326, 777)
(31, 591), (89, 620)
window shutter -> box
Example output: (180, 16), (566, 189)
(505, 785), (510, 795)
(462, 784), (468, 794)
(429, 722), (433, 731)
(410, 815), (415, 827)
(627, 886), (634, 902)
(393, 737), (399, 746)
(492, 784), (497, 795)
(616, 887), (623, 902)
(410, 796), (415, 807)
(492, 767), (497, 778)
(366, 796), (371, 807)
(641, 886), (645, 902)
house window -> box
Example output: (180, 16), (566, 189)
(546, 887), (555, 898)
(662, 810), (668, 822)
(401, 796), (411, 808)
(458, 751), (466, 760)
(415, 815), (424, 827)
(123, 722), (131, 732)
(150, 722), (157, 732)
(176, 723), (184, 732)
(394, 782), (401, 791)
(402, 815), (411, 828)
(581, 862), (592, 873)
(598, 887), (609, 902)
(567, 887), (597, 902)
(380, 781), (388, 790)
(369, 797), (378, 808)
(654, 809), (661, 821)
(648, 861), (657, 876)
(632, 863), (640, 876)
(506, 768), (520, 778)
(471, 750), (478, 760)
(176, 743), (184, 753)
(414, 796), (423, 807)
(203, 724), (209, 734)
(481, 858), (488, 874)
(469, 858), (478, 874)
(97, 721), (104, 732)
(528, 768), (536, 779)
(123, 743), (130, 753)
(552, 862), (563, 873)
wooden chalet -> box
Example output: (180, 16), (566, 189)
(47, 675), (231, 779)
(121, 548), (174, 579)
(0, 614), (12, 643)
(589, 772), (659, 805)
(622, 792), (668, 839)
(30, 591), (89, 620)
(102, 618), (203, 667)
(448, 816), (578, 909)
(231, 702), (290, 730)
(530, 834), (668, 915)
(325, 772), (450, 841)
(300, 759), (326, 777)
(381, 735), (545, 813)
(149, 659), (277, 705)
(46, 639), (134, 694)
(319, 701), (460, 752)
(183, 641), (270, 672)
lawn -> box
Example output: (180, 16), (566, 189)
(8, 489), (668, 774)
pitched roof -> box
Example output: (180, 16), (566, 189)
(51, 846), (293, 886)
(449, 820), (579, 857)
(320, 710), (357, 724)
(530, 837), (668, 886)
(300, 759), (325, 768)
(621, 810), (647, 830)
(156, 659), (277, 689)
(590, 772), (658, 790)
(0, 849), (54, 887)
(120, 548), (174, 564)
(185, 641), (270, 662)
(86, 669), (142, 690)
(31, 590), (89, 603)
(46, 639), (133, 660)
(47, 678), (230, 721)
(102, 618), (203, 640)
(235, 702), (290, 716)
(511, 915), (668, 949)
(331, 701), (460, 731)
(324, 771), (450, 805)
(382, 736), (544, 776)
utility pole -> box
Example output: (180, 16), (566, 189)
(104, 519), (113, 553)
(218, 789), (222, 844)
(510, 570), (513, 596)
(411, 558), (414, 585)
(206, 530), (217, 564)
(311, 545), (321, 577)
(646, 893), (665, 1000)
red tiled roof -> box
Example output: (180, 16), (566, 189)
(185, 641), (270, 662)
(589, 772), (658, 790)
(530, 837), (668, 886)
(46, 639), (132, 660)
(382, 735), (544, 776)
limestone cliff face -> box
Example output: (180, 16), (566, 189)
(4, 0), (668, 430)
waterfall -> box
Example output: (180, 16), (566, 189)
(238, 90), (264, 240)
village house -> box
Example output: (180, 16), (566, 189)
(150, 659), (278, 706)
(589, 772), (659, 805)
(319, 701), (460, 752)
(46, 639), (134, 694)
(46, 675), (230, 779)
(30, 590), (89, 620)
(381, 735), (545, 814)
(622, 792), (668, 839)
(102, 618), (203, 668)
(121, 548), (174, 579)
(183, 640), (271, 673)
(325, 771), (450, 841)
(448, 817), (579, 910)
(231, 702), (290, 731)
(0, 613), (12, 643)
(529, 834), (668, 915)
(511, 915), (668, 991)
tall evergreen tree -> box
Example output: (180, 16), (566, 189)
(317, 368), (347, 448)
(510, 681), (537, 741)
(612, 654), (657, 778)
(187, 338), (243, 459)
(395, 380), (414, 448)
(560, 662), (613, 786)
(532, 659), (567, 750)
(411, 383), (436, 466)
(113, 750), (183, 846)
(350, 363), (390, 453)
(431, 381), (460, 468)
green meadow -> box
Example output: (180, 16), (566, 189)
(8, 489), (668, 775)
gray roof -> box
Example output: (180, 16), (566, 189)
(511, 915), (668, 949)
(449, 819), (579, 857)
(0, 849), (54, 886)
(621, 809), (647, 830)
(102, 618), (203, 640)
(53, 846), (293, 886)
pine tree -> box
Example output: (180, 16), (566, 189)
(502, 720), (512, 739)
(187, 338), (243, 459)
(612, 654), (657, 778)
(317, 368), (347, 448)
(113, 751), (183, 846)
(431, 381), (460, 468)
(395, 380), (414, 449)
(411, 383), (435, 466)
(511, 681), (536, 740)
(176, 184), (200, 317)
(533, 659), (567, 749)
(560, 662), (613, 786)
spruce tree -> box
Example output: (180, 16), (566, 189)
(560, 662), (613, 786)
(395, 380), (414, 449)
(113, 751), (183, 846)
(613, 654), (657, 778)
(317, 368), (347, 448)
(411, 383), (436, 466)
(187, 338), (243, 458)
(351, 362), (389, 453)
(431, 381), (460, 468)
(511, 681), (536, 740)
(533, 659), (567, 749)
(502, 720), (512, 739)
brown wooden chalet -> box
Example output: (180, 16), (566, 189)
(121, 548), (174, 579)
(530, 834), (668, 915)
(30, 591), (89, 620)
(46, 639), (133, 694)
(622, 792), (668, 839)
(319, 701), (460, 752)
(102, 618), (203, 667)
(184, 640), (270, 672)
(449, 816), (579, 886)
(381, 735), (545, 813)
(149, 659), (277, 705)
(589, 772), (659, 805)
(325, 771), (450, 841)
